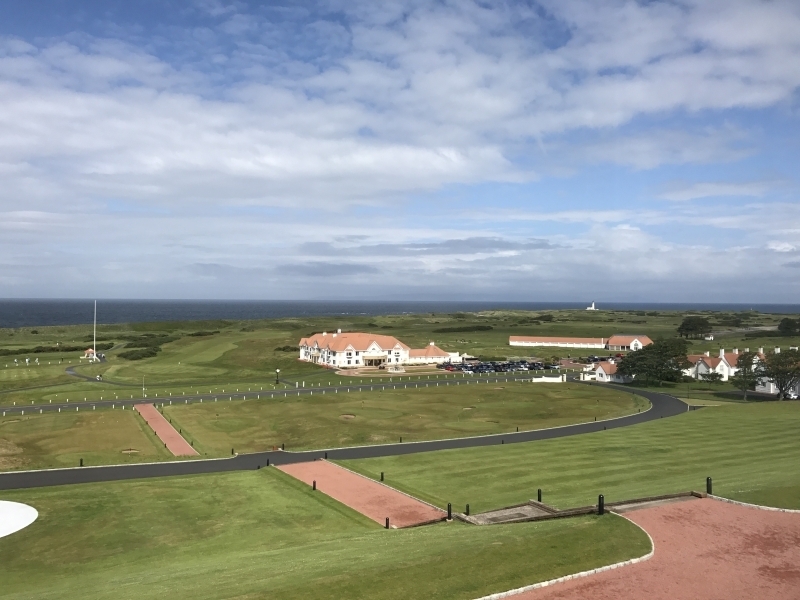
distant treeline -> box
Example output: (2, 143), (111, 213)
(433, 325), (494, 333)
(0, 342), (114, 357)
(274, 345), (298, 352)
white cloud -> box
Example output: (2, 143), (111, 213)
(768, 241), (796, 253)
(659, 180), (778, 202)
(1, 1), (800, 299)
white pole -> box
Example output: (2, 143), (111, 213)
(93, 300), (97, 361)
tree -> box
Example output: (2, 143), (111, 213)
(701, 371), (724, 385)
(777, 318), (800, 336)
(677, 316), (712, 339)
(730, 351), (759, 401)
(617, 339), (690, 385)
(759, 349), (800, 400)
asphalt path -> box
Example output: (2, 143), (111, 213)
(0, 382), (687, 490)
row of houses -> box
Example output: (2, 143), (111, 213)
(509, 335), (653, 352)
(298, 331), (459, 368)
(591, 346), (800, 396)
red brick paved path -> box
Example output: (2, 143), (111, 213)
(135, 403), (198, 457)
(278, 460), (445, 528)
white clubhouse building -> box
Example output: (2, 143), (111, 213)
(299, 330), (458, 368)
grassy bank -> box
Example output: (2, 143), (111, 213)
(161, 382), (645, 453)
(0, 409), (172, 471)
(342, 402), (800, 512)
(0, 469), (649, 600)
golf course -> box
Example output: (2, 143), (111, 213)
(1, 308), (799, 599)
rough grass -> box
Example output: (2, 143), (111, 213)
(341, 402), (800, 512)
(0, 469), (650, 600)
(0, 410), (172, 471)
(162, 382), (646, 454)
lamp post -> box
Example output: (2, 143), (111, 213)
(275, 369), (280, 385)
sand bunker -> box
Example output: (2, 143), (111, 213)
(340, 414), (356, 420)
(0, 500), (38, 539)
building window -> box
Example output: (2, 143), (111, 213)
(348, 360), (351, 365)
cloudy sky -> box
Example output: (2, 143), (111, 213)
(1, 0), (799, 301)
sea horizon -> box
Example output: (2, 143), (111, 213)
(0, 299), (798, 329)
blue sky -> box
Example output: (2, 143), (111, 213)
(1, 0), (799, 301)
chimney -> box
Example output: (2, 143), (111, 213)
(719, 348), (725, 358)
(322, 332), (327, 336)
(337, 328), (342, 334)
(733, 348), (738, 354)
(745, 348), (750, 352)
(775, 347), (781, 354)
(332, 333), (337, 338)
(704, 351), (710, 357)
(759, 347), (764, 354)
(429, 341), (435, 346)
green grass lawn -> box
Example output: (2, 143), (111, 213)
(3, 307), (795, 408)
(341, 402), (800, 512)
(0, 409), (173, 471)
(161, 382), (646, 454)
(0, 469), (650, 600)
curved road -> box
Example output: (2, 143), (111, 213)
(0, 383), (687, 490)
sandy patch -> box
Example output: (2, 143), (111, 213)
(340, 414), (356, 420)
(0, 500), (38, 539)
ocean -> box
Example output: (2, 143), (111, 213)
(0, 299), (798, 328)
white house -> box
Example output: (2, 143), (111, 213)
(684, 348), (755, 381)
(298, 331), (457, 369)
(756, 347), (800, 396)
(595, 362), (633, 384)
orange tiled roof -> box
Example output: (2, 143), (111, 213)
(409, 344), (449, 358)
(595, 362), (618, 374)
(299, 332), (409, 353)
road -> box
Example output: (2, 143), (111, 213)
(0, 383), (687, 490)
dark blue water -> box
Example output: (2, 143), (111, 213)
(0, 300), (798, 328)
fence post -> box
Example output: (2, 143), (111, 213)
(706, 477), (713, 495)
(447, 503), (452, 520)
(598, 494), (604, 515)
(537, 488), (542, 503)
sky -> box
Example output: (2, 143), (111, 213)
(1, 0), (799, 302)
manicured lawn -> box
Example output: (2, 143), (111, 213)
(0, 410), (172, 471)
(162, 382), (646, 453)
(341, 402), (800, 512)
(0, 469), (649, 600)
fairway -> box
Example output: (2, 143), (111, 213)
(0, 410), (172, 471)
(341, 402), (800, 512)
(0, 469), (649, 600)
(161, 382), (646, 453)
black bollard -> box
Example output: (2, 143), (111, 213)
(400, 436), (402, 443)
(191, 440), (193, 446)
(80, 458), (83, 467)
(598, 494), (605, 515)
(282, 443), (285, 450)
(257, 465), (260, 469)
(313, 480), (316, 491)
(501, 439), (504, 444)
(466, 504), (470, 516)
(231, 448), (234, 455)
(380, 471), (384, 482)
(706, 477), (712, 495)
(537, 488), (542, 503)
(266, 458), (270, 466)
(516, 426), (518, 432)
(385, 517), (390, 529)
(447, 503), (452, 520)
(325, 452), (328, 459)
